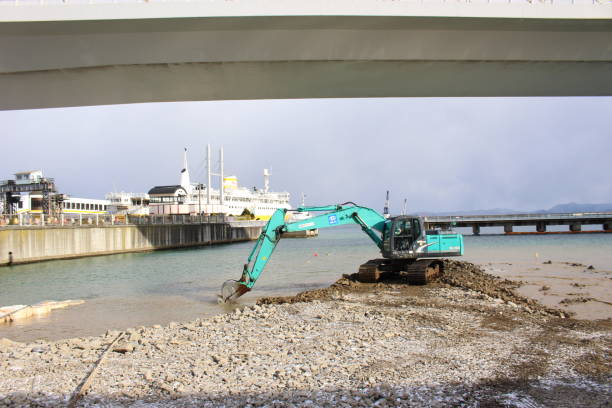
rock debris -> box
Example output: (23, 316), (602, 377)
(0, 261), (609, 407)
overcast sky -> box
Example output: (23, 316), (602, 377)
(1, 97), (611, 213)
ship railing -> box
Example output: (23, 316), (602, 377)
(0, 213), (241, 227)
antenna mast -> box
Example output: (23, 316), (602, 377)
(383, 190), (390, 218)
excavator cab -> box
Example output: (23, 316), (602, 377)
(382, 216), (424, 258)
(382, 216), (463, 259)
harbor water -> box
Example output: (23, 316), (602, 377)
(1, 226), (611, 342)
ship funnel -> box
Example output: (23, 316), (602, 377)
(180, 148), (192, 193)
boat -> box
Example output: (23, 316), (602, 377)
(148, 147), (291, 220)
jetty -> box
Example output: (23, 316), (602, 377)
(423, 212), (612, 235)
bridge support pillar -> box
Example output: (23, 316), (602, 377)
(604, 222), (612, 231)
(536, 223), (546, 233)
(472, 225), (480, 236)
(504, 224), (513, 234)
(570, 223), (581, 232)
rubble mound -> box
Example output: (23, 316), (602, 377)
(259, 260), (568, 317)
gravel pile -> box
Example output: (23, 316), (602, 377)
(0, 261), (610, 407)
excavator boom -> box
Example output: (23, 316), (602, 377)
(220, 203), (386, 302)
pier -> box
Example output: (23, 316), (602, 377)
(0, 216), (266, 266)
(423, 212), (612, 235)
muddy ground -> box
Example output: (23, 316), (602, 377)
(260, 260), (570, 317)
(0, 261), (610, 407)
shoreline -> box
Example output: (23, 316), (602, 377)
(1, 261), (610, 407)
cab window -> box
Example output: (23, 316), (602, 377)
(393, 219), (416, 251)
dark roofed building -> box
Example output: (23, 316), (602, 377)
(147, 186), (189, 215)
(147, 185), (187, 196)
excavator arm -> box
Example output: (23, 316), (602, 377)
(220, 203), (387, 302)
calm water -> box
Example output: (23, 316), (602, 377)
(1, 226), (611, 341)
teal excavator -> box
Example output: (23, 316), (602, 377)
(220, 202), (464, 302)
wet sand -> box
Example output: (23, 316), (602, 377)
(482, 260), (612, 320)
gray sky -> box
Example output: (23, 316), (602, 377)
(1, 97), (611, 213)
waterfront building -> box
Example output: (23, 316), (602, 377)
(1, 170), (110, 216)
(14, 170), (44, 185)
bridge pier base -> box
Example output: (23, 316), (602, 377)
(472, 225), (480, 236)
(504, 224), (513, 234)
(604, 222), (612, 231)
(536, 223), (546, 233)
(570, 223), (581, 232)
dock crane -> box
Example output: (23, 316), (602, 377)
(221, 202), (464, 302)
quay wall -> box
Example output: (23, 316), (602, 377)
(0, 223), (262, 266)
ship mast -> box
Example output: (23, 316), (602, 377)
(206, 144), (212, 205)
(263, 169), (270, 193)
(206, 144), (226, 211)
(220, 146), (225, 207)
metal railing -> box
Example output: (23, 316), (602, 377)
(0, 213), (248, 227)
(423, 211), (612, 223)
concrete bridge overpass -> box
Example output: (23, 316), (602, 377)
(1, 0), (611, 110)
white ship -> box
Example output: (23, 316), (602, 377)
(148, 147), (291, 220)
(105, 192), (150, 216)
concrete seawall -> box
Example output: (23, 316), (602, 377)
(0, 223), (262, 266)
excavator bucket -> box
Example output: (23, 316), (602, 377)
(218, 280), (250, 303)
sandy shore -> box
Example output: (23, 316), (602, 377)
(482, 260), (612, 320)
(0, 261), (610, 407)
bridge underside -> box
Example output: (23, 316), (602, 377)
(2, 60), (612, 110)
(1, 15), (611, 110)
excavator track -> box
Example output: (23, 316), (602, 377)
(405, 260), (443, 285)
(356, 258), (443, 285)
(356, 259), (385, 283)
